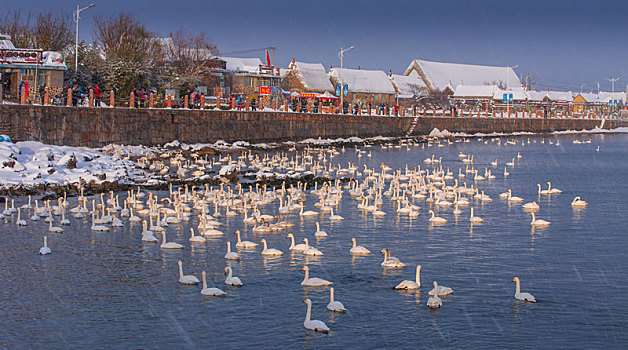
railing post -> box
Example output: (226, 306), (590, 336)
(199, 94), (204, 110)
(43, 87), (49, 105)
(67, 88), (72, 106)
(149, 93), (155, 108)
(130, 92), (135, 108)
(110, 90), (115, 107)
(89, 89), (94, 107)
(184, 95), (189, 109)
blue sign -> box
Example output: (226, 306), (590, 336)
(335, 84), (341, 96)
(343, 84), (349, 97)
(270, 87), (280, 95)
(503, 93), (508, 103)
(509, 94), (513, 103)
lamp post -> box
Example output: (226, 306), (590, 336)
(73, 3), (95, 72)
(505, 64), (518, 117)
(338, 46), (354, 113)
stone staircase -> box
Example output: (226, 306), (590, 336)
(405, 115), (420, 137)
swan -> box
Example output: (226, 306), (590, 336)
(16, 208), (26, 226)
(224, 241), (240, 260)
(380, 248), (406, 268)
(224, 267), (243, 286)
(235, 230), (258, 248)
(427, 281), (443, 308)
(350, 237), (371, 254)
(39, 236), (52, 255)
(303, 299), (330, 333)
(428, 282), (453, 296)
(329, 207), (344, 221)
(537, 184), (551, 195)
(48, 218), (63, 233)
(201, 227), (225, 237)
(129, 207), (141, 222)
(428, 210), (447, 224)
(91, 213), (110, 232)
(141, 220), (158, 242)
(201, 271), (226, 296)
(287, 233), (307, 252)
(314, 222), (328, 238)
(468, 207), (483, 224)
(299, 206), (319, 217)
(302, 238), (323, 256)
(301, 266), (332, 286)
(161, 230), (184, 249)
(326, 287), (346, 312)
(571, 196), (587, 207)
(189, 228), (206, 243)
(512, 276), (536, 302)
(178, 260), (200, 285)
(504, 167), (510, 177)
(522, 201), (540, 210)
(547, 181), (562, 194)
(507, 189), (524, 202)
(260, 239), (283, 256)
(395, 265), (421, 290)
(490, 159), (498, 167)
(530, 212), (550, 226)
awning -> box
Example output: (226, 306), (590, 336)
(317, 91), (338, 100)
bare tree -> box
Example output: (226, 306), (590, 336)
(159, 29), (219, 89)
(408, 83), (450, 109)
(32, 12), (73, 51)
(0, 10), (33, 48)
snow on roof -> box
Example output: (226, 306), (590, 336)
(329, 68), (396, 94)
(289, 61), (334, 92)
(597, 91), (626, 103)
(547, 90), (574, 102)
(453, 85), (498, 98)
(0, 34), (15, 50)
(216, 56), (262, 73)
(575, 92), (598, 103)
(405, 59), (523, 91)
(390, 74), (426, 97)
(493, 88), (529, 101)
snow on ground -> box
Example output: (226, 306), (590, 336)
(0, 141), (141, 190)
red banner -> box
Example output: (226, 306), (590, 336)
(259, 86), (271, 95)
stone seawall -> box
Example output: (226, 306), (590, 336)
(0, 104), (625, 147)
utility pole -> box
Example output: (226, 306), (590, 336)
(505, 65), (518, 117)
(607, 77), (620, 111)
(338, 46), (354, 114)
(73, 3), (96, 72)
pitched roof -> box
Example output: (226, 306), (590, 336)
(288, 61), (334, 92)
(390, 74), (426, 97)
(453, 84), (498, 98)
(217, 56), (263, 73)
(405, 59), (522, 91)
(328, 68), (396, 94)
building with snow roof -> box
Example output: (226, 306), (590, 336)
(281, 59), (334, 94)
(1, 33), (66, 103)
(214, 56), (281, 102)
(404, 59), (523, 93)
(329, 67), (396, 105)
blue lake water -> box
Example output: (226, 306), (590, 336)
(1, 133), (627, 349)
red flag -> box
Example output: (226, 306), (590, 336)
(266, 50), (271, 68)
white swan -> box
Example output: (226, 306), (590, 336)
(469, 207), (483, 224)
(507, 189), (524, 202)
(201, 271), (226, 296)
(571, 196), (587, 207)
(512, 276), (536, 302)
(428, 210), (447, 224)
(224, 241), (240, 260)
(301, 266), (332, 286)
(329, 207), (344, 221)
(48, 218), (63, 233)
(235, 230), (258, 248)
(303, 299), (330, 333)
(428, 282), (453, 296)
(161, 230), (184, 249)
(314, 222), (328, 238)
(547, 181), (562, 194)
(224, 267), (242, 286)
(395, 265), (421, 290)
(189, 228), (206, 243)
(286, 233), (307, 252)
(16, 208), (26, 226)
(522, 201), (540, 210)
(178, 260), (200, 285)
(91, 213), (110, 232)
(39, 236), (52, 255)
(326, 287), (346, 312)
(427, 281), (443, 308)
(141, 220), (158, 242)
(260, 239), (283, 256)
(530, 212), (550, 226)
(380, 248), (406, 268)
(537, 184), (551, 195)
(350, 237), (371, 254)
(302, 238), (323, 256)
(299, 206), (319, 217)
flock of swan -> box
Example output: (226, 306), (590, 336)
(3, 135), (593, 334)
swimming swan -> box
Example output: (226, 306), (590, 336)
(224, 267), (242, 286)
(512, 276), (536, 302)
(286, 233), (307, 252)
(469, 207), (483, 224)
(303, 299), (330, 333)
(427, 281), (443, 308)
(428, 210), (447, 224)
(201, 271), (226, 296)
(571, 196), (587, 207)
(235, 230), (258, 248)
(530, 212), (550, 226)
(395, 265), (421, 289)
(350, 237), (371, 254)
(224, 241), (240, 260)
(178, 260), (200, 285)
(260, 239), (283, 256)
(326, 287), (346, 312)
(301, 266), (332, 286)
(39, 236), (52, 255)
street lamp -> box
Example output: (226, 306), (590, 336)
(338, 45), (354, 113)
(607, 77), (620, 112)
(505, 64), (518, 117)
(73, 3), (95, 72)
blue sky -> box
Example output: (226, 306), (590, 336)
(8, 0), (628, 91)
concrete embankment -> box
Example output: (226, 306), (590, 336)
(1, 104), (626, 147)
